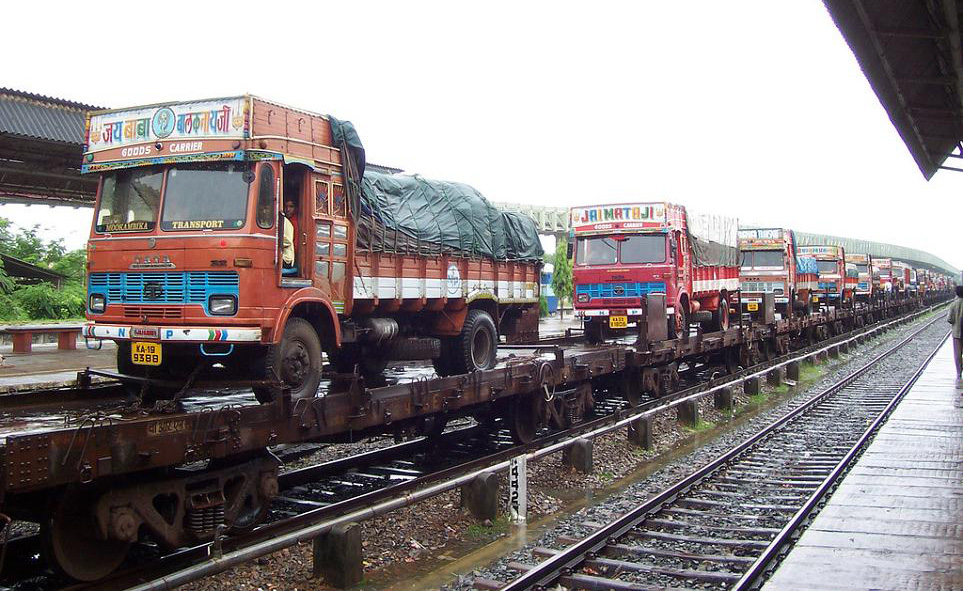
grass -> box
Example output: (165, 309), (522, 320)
(465, 515), (510, 538)
(598, 471), (615, 482)
(683, 418), (716, 433)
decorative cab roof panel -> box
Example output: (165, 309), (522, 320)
(823, 1), (963, 179)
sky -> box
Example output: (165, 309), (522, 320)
(2, 1), (960, 270)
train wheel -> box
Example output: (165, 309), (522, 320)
(254, 318), (322, 403)
(509, 392), (539, 444)
(42, 489), (130, 581)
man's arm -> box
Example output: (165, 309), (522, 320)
(282, 217), (294, 266)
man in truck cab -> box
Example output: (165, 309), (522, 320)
(282, 198), (299, 274)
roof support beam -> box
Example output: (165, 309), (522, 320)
(852, 0), (936, 174)
(895, 75), (956, 85)
(875, 27), (945, 39)
(940, 0), (963, 137)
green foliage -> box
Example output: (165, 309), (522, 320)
(0, 217), (88, 320)
(539, 295), (549, 318)
(551, 238), (573, 318)
(12, 282), (85, 320)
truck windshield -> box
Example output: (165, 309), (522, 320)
(620, 235), (665, 264)
(161, 163), (250, 231)
(816, 261), (838, 274)
(741, 250), (783, 269)
(855, 264), (869, 274)
(577, 237), (618, 265)
(94, 167), (163, 233)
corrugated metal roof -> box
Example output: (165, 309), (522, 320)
(0, 88), (102, 145)
(823, 1), (963, 179)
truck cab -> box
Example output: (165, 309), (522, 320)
(847, 253), (873, 305)
(797, 245), (847, 309)
(571, 202), (739, 342)
(737, 228), (815, 319)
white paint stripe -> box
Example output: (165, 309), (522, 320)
(84, 323), (262, 342)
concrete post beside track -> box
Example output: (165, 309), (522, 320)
(714, 386), (734, 411)
(562, 438), (594, 474)
(787, 361), (801, 381)
(627, 416), (654, 450)
(677, 400), (699, 427)
(312, 522), (363, 588)
(461, 471), (499, 522)
(744, 376), (761, 395)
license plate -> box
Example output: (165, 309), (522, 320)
(131, 341), (162, 366)
(747, 302), (759, 312)
(609, 315), (628, 329)
(812, 296), (819, 302)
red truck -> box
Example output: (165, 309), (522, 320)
(797, 245), (849, 309)
(873, 257), (894, 299)
(737, 228), (818, 319)
(82, 95), (542, 401)
(570, 202), (739, 341)
(846, 252), (873, 305)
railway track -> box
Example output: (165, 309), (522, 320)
(0, 303), (941, 589)
(491, 312), (947, 591)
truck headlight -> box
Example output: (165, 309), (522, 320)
(209, 295), (237, 315)
(577, 293), (590, 303)
(89, 293), (106, 313)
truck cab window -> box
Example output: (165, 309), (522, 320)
(256, 164), (275, 229)
(95, 167), (163, 232)
(577, 237), (617, 266)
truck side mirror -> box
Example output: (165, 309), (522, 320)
(566, 240), (574, 260)
(670, 237), (677, 262)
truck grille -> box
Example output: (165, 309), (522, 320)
(740, 281), (784, 293)
(89, 272), (239, 315)
(576, 282), (666, 300)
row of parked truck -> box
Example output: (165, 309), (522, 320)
(570, 202), (955, 340)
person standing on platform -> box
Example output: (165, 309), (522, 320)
(948, 285), (963, 382)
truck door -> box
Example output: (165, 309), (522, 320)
(312, 174), (352, 311)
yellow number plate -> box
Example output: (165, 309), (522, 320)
(131, 342), (162, 366)
(747, 302), (759, 312)
(609, 315), (628, 329)
(811, 296), (819, 302)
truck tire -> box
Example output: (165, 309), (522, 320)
(253, 318), (322, 403)
(438, 309), (497, 376)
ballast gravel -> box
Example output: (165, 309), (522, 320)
(179, 311), (946, 591)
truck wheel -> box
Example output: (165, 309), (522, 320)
(584, 319), (604, 344)
(668, 305), (689, 339)
(254, 318), (322, 403)
(710, 301), (729, 332)
(441, 309), (497, 376)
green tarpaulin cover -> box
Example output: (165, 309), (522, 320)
(359, 171), (543, 262)
(329, 116), (541, 262)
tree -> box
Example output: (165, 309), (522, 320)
(551, 238), (573, 319)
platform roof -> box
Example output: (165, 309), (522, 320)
(823, 0), (963, 179)
(0, 88), (101, 206)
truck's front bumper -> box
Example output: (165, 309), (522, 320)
(84, 323), (262, 343)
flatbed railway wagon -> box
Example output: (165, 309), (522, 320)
(737, 228), (818, 320)
(81, 96), (543, 401)
(570, 202), (739, 342)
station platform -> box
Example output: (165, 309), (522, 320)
(0, 341), (116, 392)
(763, 335), (963, 591)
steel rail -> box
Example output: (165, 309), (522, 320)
(498, 311), (945, 591)
(731, 329), (951, 590)
(113, 306), (941, 591)
(17, 302), (936, 590)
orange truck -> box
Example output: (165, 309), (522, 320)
(82, 96), (542, 400)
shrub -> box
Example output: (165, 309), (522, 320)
(12, 282), (85, 320)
